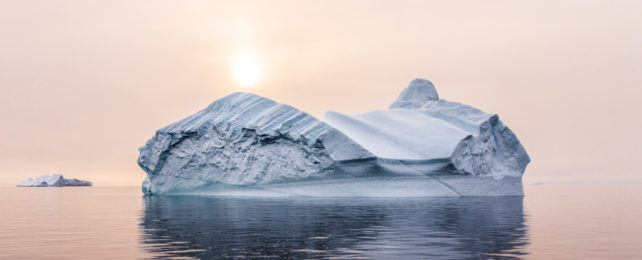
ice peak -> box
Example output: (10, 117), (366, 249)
(389, 78), (439, 109)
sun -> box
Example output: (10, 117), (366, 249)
(233, 53), (260, 87)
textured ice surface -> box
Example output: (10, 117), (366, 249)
(138, 78), (530, 196)
(17, 174), (92, 187)
(137, 93), (373, 194)
(416, 98), (529, 178)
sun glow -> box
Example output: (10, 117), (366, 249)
(234, 53), (260, 87)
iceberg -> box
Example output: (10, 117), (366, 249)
(17, 174), (92, 187)
(137, 78), (530, 196)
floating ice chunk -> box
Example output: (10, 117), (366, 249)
(137, 78), (530, 196)
(17, 174), (92, 187)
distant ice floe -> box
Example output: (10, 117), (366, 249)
(17, 174), (92, 187)
(137, 78), (530, 196)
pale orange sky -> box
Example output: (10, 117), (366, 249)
(1, 0), (641, 186)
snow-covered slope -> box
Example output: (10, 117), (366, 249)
(138, 78), (530, 196)
(323, 109), (469, 160)
(17, 174), (92, 187)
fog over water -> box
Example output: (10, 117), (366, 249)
(1, 0), (641, 185)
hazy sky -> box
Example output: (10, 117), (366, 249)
(1, 0), (641, 186)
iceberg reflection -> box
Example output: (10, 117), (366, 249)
(140, 196), (528, 259)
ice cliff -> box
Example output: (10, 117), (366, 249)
(17, 174), (92, 187)
(138, 78), (530, 196)
(137, 93), (373, 194)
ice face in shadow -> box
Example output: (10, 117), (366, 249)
(137, 78), (530, 196)
(139, 196), (528, 259)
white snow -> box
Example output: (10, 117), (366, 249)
(17, 174), (92, 187)
(137, 78), (530, 196)
(322, 109), (469, 160)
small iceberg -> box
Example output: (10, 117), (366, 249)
(17, 174), (92, 187)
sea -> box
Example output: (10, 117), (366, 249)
(0, 181), (641, 259)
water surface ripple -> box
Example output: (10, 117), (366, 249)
(140, 196), (528, 259)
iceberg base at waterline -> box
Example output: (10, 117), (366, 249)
(148, 174), (524, 197)
(137, 78), (530, 197)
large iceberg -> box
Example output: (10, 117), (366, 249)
(17, 174), (92, 187)
(137, 78), (530, 196)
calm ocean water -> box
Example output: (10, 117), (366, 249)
(0, 182), (641, 259)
